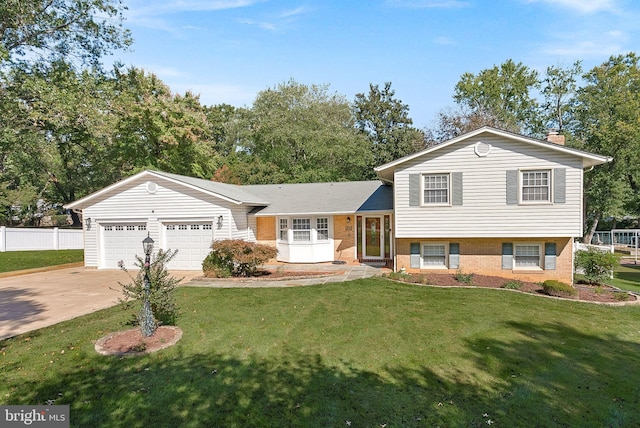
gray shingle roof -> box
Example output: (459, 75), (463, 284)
(244, 181), (393, 215)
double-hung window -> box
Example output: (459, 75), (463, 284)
(423, 174), (449, 204)
(279, 218), (288, 241)
(292, 218), (311, 242)
(514, 244), (542, 269)
(521, 170), (550, 202)
(422, 243), (447, 268)
(316, 218), (329, 241)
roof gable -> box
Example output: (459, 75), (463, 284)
(374, 126), (612, 183)
(64, 170), (269, 210)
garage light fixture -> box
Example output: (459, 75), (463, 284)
(217, 215), (224, 229)
(85, 217), (92, 230)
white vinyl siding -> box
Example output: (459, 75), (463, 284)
(394, 134), (584, 238)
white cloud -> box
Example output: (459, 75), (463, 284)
(237, 18), (277, 31)
(524, 0), (620, 14)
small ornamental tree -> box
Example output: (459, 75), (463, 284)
(574, 248), (618, 285)
(203, 239), (277, 277)
(119, 249), (182, 329)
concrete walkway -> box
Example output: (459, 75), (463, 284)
(185, 263), (385, 288)
(0, 263), (385, 340)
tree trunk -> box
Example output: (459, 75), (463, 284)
(584, 212), (601, 244)
(69, 209), (81, 227)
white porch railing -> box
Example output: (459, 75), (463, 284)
(0, 226), (84, 252)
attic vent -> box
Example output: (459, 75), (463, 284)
(146, 181), (158, 194)
(474, 141), (492, 157)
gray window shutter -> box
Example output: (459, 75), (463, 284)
(506, 170), (518, 205)
(502, 243), (513, 270)
(554, 168), (566, 204)
(410, 242), (421, 268)
(452, 172), (463, 206)
(409, 174), (420, 207)
(449, 242), (460, 269)
(544, 242), (557, 270)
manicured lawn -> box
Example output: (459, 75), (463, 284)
(0, 249), (84, 273)
(609, 262), (640, 293)
(2, 278), (640, 427)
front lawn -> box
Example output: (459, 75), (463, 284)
(2, 279), (640, 427)
(609, 262), (640, 293)
(0, 249), (84, 273)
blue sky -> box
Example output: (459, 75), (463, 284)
(107, 0), (640, 128)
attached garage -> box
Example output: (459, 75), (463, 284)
(66, 170), (270, 270)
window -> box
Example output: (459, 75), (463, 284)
(521, 170), (550, 202)
(279, 218), (288, 240)
(514, 244), (541, 269)
(292, 218), (311, 241)
(423, 174), (449, 204)
(317, 218), (329, 241)
(422, 243), (447, 268)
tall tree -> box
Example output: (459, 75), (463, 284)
(0, 0), (131, 67)
(234, 79), (371, 183)
(353, 82), (424, 167)
(573, 53), (640, 241)
(453, 59), (543, 135)
(424, 106), (519, 144)
(111, 67), (219, 179)
(541, 61), (582, 131)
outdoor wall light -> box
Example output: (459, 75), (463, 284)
(217, 215), (224, 229)
(346, 216), (351, 224)
(85, 217), (92, 230)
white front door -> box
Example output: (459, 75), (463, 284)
(164, 222), (213, 270)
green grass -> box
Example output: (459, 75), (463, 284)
(609, 262), (640, 293)
(0, 249), (84, 273)
(2, 279), (640, 427)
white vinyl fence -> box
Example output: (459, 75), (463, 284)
(0, 226), (84, 252)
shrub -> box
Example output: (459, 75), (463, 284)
(542, 280), (577, 297)
(502, 280), (522, 290)
(574, 248), (618, 285)
(454, 270), (474, 285)
(203, 239), (277, 277)
(119, 249), (182, 327)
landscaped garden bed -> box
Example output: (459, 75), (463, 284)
(385, 272), (636, 304)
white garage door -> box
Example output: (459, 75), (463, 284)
(102, 223), (148, 269)
(165, 223), (213, 270)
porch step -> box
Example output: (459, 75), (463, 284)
(359, 258), (393, 268)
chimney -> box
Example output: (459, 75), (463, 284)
(546, 129), (565, 145)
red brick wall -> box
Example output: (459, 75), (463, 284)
(396, 237), (573, 283)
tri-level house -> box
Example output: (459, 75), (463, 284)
(65, 127), (611, 283)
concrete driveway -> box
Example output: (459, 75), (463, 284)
(0, 267), (201, 341)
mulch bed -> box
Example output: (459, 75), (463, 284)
(390, 272), (637, 304)
(199, 268), (341, 281)
(95, 326), (183, 356)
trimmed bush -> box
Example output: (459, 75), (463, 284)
(502, 280), (523, 290)
(574, 248), (618, 285)
(203, 239), (277, 277)
(542, 280), (577, 297)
